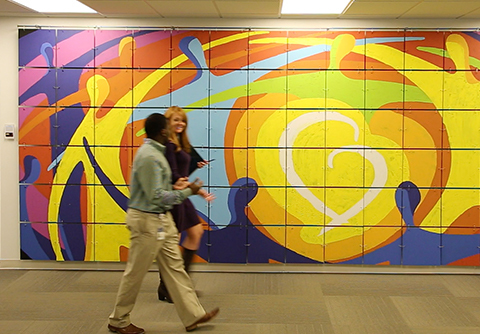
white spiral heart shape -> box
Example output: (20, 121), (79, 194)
(279, 111), (388, 235)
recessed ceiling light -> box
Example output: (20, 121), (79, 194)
(281, 0), (353, 15)
(9, 0), (97, 13)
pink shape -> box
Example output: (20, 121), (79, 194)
(32, 223), (50, 240)
(56, 30), (132, 67)
(26, 186), (48, 223)
(19, 166), (25, 181)
(81, 30), (133, 67)
(84, 46), (119, 69)
(19, 106), (34, 127)
(26, 55), (49, 67)
(96, 30), (133, 46)
(21, 51), (51, 94)
(83, 224), (87, 243)
(85, 31), (171, 68)
(84, 30), (132, 68)
(23, 94), (47, 106)
(19, 95), (49, 126)
(56, 30), (95, 67)
(135, 30), (170, 49)
(19, 68), (48, 96)
(59, 230), (65, 249)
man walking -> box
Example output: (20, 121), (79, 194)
(108, 113), (219, 334)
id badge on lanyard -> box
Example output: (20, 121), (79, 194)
(157, 213), (167, 240)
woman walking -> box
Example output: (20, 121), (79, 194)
(158, 106), (213, 303)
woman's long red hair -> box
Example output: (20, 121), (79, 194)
(164, 106), (192, 153)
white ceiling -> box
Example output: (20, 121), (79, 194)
(2, 0), (480, 19)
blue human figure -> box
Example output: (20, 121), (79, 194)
(345, 181), (480, 265)
(195, 177), (318, 263)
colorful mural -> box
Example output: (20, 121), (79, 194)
(19, 28), (480, 265)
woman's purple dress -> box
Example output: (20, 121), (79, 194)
(165, 141), (201, 232)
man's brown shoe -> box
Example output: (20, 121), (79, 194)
(185, 307), (220, 332)
(108, 323), (145, 334)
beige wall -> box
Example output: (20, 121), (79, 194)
(1, 16), (480, 260)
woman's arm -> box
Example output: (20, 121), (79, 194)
(197, 188), (216, 202)
(165, 141), (184, 183)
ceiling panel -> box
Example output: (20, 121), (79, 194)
(1, 0), (480, 19)
(216, 1), (279, 15)
(149, 1), (218, 18)
(0, 0), (32, 13)
(421, 0), (480, 2)
(345, 1), (418, 17)
(400, 1), (480, 18)
(82, 0), (160, 16)
(462, 7), (480, 18)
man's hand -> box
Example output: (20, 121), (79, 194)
(173, 177), (189, 190)
(188, 178), (203, 195)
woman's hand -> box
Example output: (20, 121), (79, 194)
(197, 161), (208, 168)
(198, 188), (216, 202)
(197, 159), (215, 169)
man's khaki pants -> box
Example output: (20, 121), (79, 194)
(109, 209), (206, 328)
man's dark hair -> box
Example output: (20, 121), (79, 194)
(144, 113), (167, 139)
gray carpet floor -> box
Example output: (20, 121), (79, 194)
(2, 269), (480, 333)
